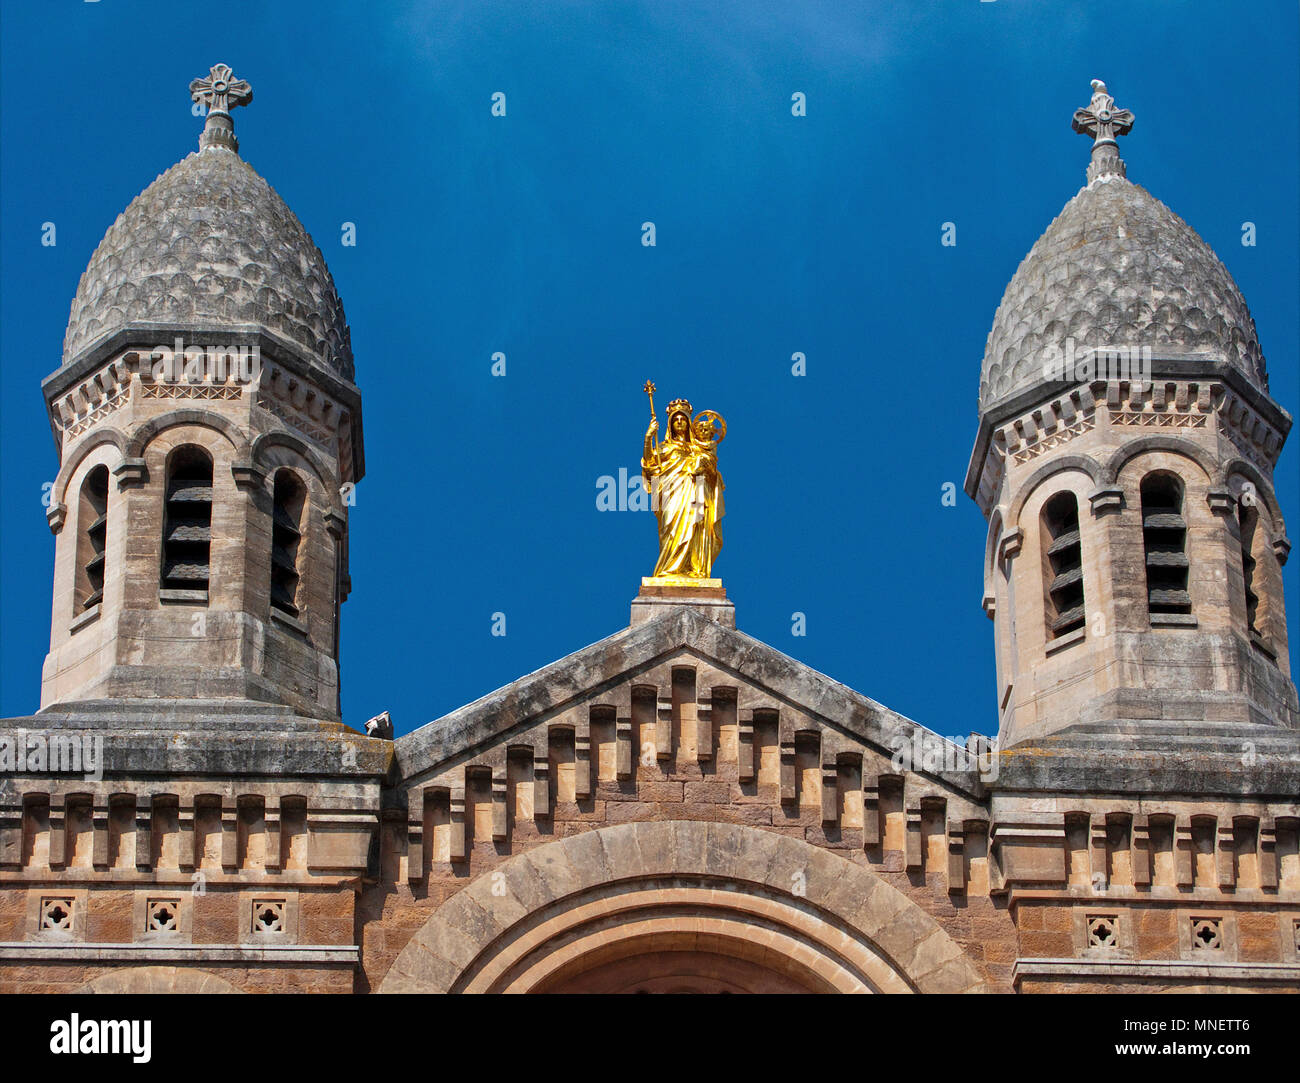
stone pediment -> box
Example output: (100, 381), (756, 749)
(396, 607), (984, 798)
(392, 607), (989, 880)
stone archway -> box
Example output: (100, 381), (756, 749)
(380, 821), (986, 994)
(81, 966), (244, 994)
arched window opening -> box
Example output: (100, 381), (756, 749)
(1140, 473), (1191, 616)
(1238, 502), (1260, 635)
(997, 546), (1018, 714)
(74, 465), (110, 612)
(1041, 492), (1085, 638)
(162, 447), (213, 598)
(270, 470), (306, 618)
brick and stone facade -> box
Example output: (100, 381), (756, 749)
(0, 73), (1295, 994)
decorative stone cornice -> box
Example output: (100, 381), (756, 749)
(43, 329), (365, 485)
(49, 353), (133, 451)
(1010, 419), (1095, 466)
(140, 381), (243, 402)
(1000, 385), (1098, 469)
(1219, 387), (1285, 470)
(255, 360), (356, 483)
(968, 364), (1292, 517)
(1012, 958), (1300, 988)
(0, 942), (357, 965)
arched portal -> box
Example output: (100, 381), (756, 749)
(380, 821), (986, 994)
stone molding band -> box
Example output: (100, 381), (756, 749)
(0, 942), (358, 965)
(1012, 958), (1300, 985)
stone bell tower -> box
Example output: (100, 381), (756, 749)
(966, 79), (1297, 753)
(962, 82), (1299, 979)
(38, 64), (364, 722)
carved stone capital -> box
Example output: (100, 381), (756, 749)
(46, 502), (67, 534)
(1273, 535), (1291, 566)
(112, 458), (148, 491)
(230, 461), (267, 493)
(981, 592), (996, 620)
(324, 508), (347, 539)
(1088, 486), (1124, 516)
(998, 527), (1023, 562)
(1205, 487), (1235, 516)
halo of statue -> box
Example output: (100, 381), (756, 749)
(693, 410), (726, 443)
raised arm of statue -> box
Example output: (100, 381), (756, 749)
(642, 416), (660, 483)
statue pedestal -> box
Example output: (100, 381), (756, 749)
(631, 577), (735, 628)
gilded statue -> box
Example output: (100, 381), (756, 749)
(641, 381), (725, 580)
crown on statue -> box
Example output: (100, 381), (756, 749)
(666, 398), (693, 417)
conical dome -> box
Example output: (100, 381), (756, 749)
(979, 175), (1266, 412)
(61, 141), (353, 381)
(978, 76), (1267, 416)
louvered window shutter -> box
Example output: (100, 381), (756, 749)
(162, 448), (213, 596)
(1042, 492), (1085, 638)
(1141, 474), (1192, 615)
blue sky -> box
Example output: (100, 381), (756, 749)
(1, 1), (1296, 739)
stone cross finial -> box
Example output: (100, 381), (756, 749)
(189, 63), (253, 153)
(1071, 79), (1134, 183)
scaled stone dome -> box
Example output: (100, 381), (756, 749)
(979, 176), (1266, 412)
(62, 146), (354, 381)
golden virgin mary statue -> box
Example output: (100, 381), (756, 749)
(641, 392), (725, 581)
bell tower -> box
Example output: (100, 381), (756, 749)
(966, 80), (1297, 751)
(39, 65), (364, 723)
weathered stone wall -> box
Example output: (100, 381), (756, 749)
(3, 603), (1296, 996)
(40, 343), (358, 720)
(974, 374), (1296, 747)
(0, 718), (387, 995)
(359, 779), (1016, 993)
(0, 885), (356, 994)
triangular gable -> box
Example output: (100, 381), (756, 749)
(396, 607), (985, 799)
